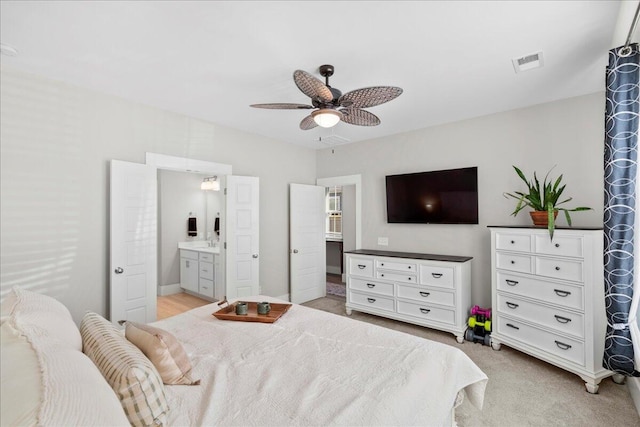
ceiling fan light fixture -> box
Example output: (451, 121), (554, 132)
(312, 109), (342, 128)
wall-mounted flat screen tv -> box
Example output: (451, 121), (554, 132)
(385, 166), (478, 224)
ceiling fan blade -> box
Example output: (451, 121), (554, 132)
(340, 108), (381, 126)
(250, 103), (314, 109)
(293, 70), (333, 103)
(300, 114), (318, 130)
(339, 86), (403, 109)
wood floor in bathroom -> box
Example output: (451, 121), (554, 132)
(157, 293), (211, 320)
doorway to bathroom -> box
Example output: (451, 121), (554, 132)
(316, 175), (361, 300)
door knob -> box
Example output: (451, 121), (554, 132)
(114, 267), (124, 274)
(252, 254), (259, 258)
(292, 249), (299, 254)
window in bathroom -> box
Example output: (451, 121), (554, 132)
(326, 186), (342, 239)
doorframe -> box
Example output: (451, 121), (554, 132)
(145, 153), (233, 295)
(316, 174), (362, 249)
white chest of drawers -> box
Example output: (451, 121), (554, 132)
(489, 227), (613, 393)
(345, 250), (472, 342)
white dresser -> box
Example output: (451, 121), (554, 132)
(489, 227), (613, 393)
(345, 250), (472, 342)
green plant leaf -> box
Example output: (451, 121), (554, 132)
(506, 166), (591, 239)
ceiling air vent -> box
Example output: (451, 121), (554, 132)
(319, 134), (350, 146)
(512, 51), (544, 73)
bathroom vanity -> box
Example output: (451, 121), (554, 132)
(179, 242), (222, 301)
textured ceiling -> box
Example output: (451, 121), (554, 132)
(0, 1), (630, 149)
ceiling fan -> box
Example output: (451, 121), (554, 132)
(250, 64), (403, 130)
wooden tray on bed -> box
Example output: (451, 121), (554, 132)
(213, 301), (292, 323)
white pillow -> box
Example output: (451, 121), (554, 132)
(0, 289), (17, 323)
(0, 321), (40, 426)
(7, 287), (82, 351)
(1, 320), (129, 426)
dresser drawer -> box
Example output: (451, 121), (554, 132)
(496, 317), (585, 366)
(376, 270), (417, 284)
(376, 259), (417, 273)
(497, 294), (585, 339)
(496, 272), (584, 311)
(349, 257), (374, 278)
(419, 265), (454, 289)
(350, 291), (394, 312)
(496, 233), (532, 252)
(199, 261), (214, 280)
(496, 252), (533, 274)
(199, 278), (214, 298)
(397, 284), (455, 307)
(535, 257), (583, 283)
(180, 249), (199, 260)
(349, 278), (394, 296)
(199, 252), (215, 263)
(535, 235), (583, 258)
(397, 300), (455, 325)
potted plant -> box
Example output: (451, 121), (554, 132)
(503, 165), (591, 239)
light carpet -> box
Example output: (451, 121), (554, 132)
(302, 296), (639, 427)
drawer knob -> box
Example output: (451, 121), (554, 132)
(555, 266), (560, 271)
(367, 298), (376, 303)
(511, 240), (515, 244)
(432, 273), (443, 278)
(358, 264), (366, 269)
(555, 340), (572, 351)
(506, 323), (520, 330)
(555, 243), (560, 248)
(419, 291), (430, 297)
(366, 283), (376, 288)
(381, 263), (384, 266)
(554, 289), (571, 297)
(506, 302), (519, 309)
(510, 260), (515, 264)
(408, 277), (412, 281)
(419, 308), (431, 314)
(381, 274), (385, 277)
(408, 266), (412, 269)
(505, 279), (518, 286)
(554, 315), (572, 324)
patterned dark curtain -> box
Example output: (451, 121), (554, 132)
(603, 42), (640, 376)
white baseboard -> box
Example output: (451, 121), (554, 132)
(158, 283), (182, 296)
(628, 377), (640, 417)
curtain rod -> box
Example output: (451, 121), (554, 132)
(621, 2), (640, 55)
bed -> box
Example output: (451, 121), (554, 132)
(1, 288), (487, 426)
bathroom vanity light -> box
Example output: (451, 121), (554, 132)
(201, 176), (220, 191)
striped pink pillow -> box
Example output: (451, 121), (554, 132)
(121, 321), (200, 386)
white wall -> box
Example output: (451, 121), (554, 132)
(316, 92), (604, 307)
(342, 185), (356, 254)
(158, 170), (222, 288)
(0, 67), (317, 322)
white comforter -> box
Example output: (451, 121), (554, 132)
(153, 297), (487, 427)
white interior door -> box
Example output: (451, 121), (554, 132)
(290, 183), (326, 304)
(226, 175), (259, 298)
(110, 160), (157, 323)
